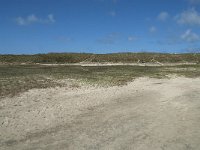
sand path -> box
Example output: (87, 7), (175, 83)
(1, 77), (200, 150)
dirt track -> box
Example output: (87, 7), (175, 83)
(1, 77), (200, 150)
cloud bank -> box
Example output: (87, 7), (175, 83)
(175, 8), (200, 26)
(181, 29), (200, 42)
(15, 14), (55, 26)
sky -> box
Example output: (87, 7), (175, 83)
(0, 0), (200, 54)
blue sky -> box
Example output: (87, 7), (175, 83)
(0, 0), (200, 54)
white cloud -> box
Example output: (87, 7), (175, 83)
(47, 14), (55, 23)
(175, 8), (200, 26)
(157, 11), (169, 21)
(181, 29), (200, 42)
(15, 14), (55, 26)
(157, 30), (200, 45)
(15, 17), (26, 26)
(109, 11), (116, 17)
(27, 14), (38, 22)
(149, 26), (157, 33)
(128, 36), (137, 42)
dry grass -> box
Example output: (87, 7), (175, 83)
(0, 64), (200, 98)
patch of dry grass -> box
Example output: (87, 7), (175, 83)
(0, 64), (199, 98)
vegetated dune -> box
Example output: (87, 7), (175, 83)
(0, 53), (200, 64)
(1, 77), (200, 150)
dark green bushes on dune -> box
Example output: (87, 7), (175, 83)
(0, 53), (199, 64)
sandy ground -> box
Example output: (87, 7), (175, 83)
(1, 77), (200, 150)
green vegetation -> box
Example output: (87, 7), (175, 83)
(0, 53), (200, 64)
(0, 64), (200, 98)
